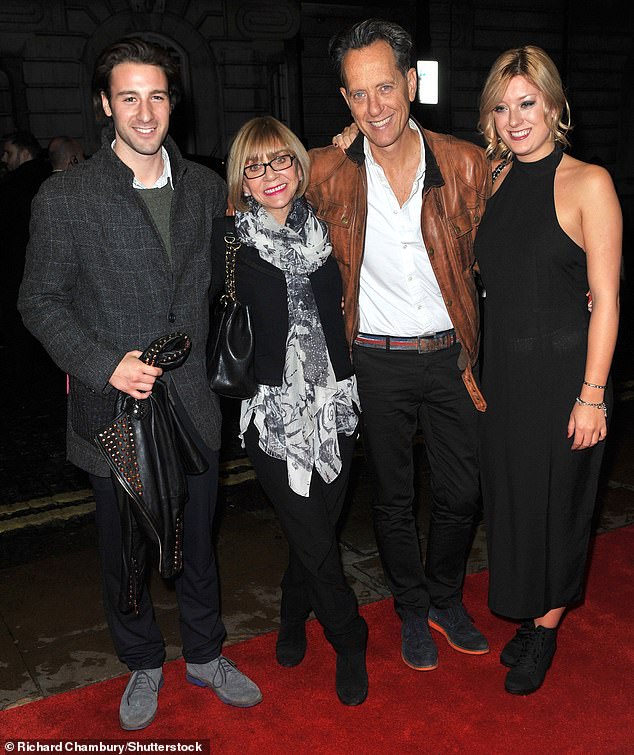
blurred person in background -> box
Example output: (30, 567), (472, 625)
(48, 135), (85, 172)
(0, 130), (50, 350)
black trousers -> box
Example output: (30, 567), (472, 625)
(353, 342), (481, 620)
(244, 422), (367, 656)
(91, 412), (226, 671)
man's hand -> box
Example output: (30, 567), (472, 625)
(109, 350), (163, 399)
(332, 123), (359, 151)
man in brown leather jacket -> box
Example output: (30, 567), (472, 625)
(307, 19), (491, 672)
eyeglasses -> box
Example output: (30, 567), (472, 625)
(243, 154), (295, 179)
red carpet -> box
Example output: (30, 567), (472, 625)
(2, 526), (633, 753)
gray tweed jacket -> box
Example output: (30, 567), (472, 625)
(18, 127), (227, 476)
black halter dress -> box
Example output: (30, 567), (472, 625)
(475, 148), (610, 619)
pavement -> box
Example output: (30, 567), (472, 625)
(1, 323), (633, 711)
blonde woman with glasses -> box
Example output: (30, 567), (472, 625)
(211, 116), (368, 706)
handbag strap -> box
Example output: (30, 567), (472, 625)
(223, 216), (241, 301)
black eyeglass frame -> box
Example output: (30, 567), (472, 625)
(243, 154), (295, 179)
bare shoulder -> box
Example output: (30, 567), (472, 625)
(558, 154), (616, 198)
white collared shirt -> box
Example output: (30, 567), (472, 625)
(358, 121), (453, 337)
(111, 141), (173, 189)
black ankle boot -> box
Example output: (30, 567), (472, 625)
(276, 621), (307, 667)
(500, 621), (534, 667)
(336, 649), (368, 706)
(504, 625), (557, 695)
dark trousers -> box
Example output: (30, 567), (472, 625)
(244, 422), (367, 655)
(353, 342), (481, 620)
(91, 414), (226, 671)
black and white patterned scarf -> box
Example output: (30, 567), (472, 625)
(235, 197), (358, 496)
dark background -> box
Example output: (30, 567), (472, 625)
(1, 0), (631, 253)
(1, 0), (632, 509)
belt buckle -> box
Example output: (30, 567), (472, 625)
(416, 335), (427, 354)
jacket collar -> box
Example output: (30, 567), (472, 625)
(99, 122), (187, 184)
(344, 117), (444, 192)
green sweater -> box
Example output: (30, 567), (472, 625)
(137, 182), (173, 261)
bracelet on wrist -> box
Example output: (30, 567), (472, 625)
(575, 396), (607, 418)
(583, 380), (607, 390)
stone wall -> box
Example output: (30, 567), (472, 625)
(0, 0), (301, 157)
(0, 0), (631, 213)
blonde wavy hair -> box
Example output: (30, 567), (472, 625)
(226, 116), (310, 212)
(478, 45), (572, 160)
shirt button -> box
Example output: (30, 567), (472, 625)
(428, 247), (434, 257)
(168, 312), (176, 323)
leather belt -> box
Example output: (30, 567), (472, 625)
(354, 329), (457, 353)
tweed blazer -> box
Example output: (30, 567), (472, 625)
(19, 128), (227, 476)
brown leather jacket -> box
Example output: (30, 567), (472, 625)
(307, 124), (491, 411)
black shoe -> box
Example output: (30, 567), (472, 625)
(504, 625), (557, 695)
(401, 616), (438, 671)
(428, 603), (489, 654)
(500, 621), (534, 667)
(276, 621), (307, 667)
(336, 649), (368, 706)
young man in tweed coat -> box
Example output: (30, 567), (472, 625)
(18, 38), (261, 730)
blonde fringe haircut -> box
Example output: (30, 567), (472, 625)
(227, 116), (311, 213)
(478, 45), (572, 161)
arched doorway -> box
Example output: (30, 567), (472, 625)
(83, 13), (223, 158)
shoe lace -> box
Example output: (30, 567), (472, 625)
(211, 656), (239, 689)
(515, 628), (546, 671)
(515, 621), (534, 641)
(405, 618), (432, 646)
(445, 604), (472, 629)
(126, 670), (159, 704)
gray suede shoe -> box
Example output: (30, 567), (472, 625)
(186, 656), (262, 707)
(119, 667), (164, 731)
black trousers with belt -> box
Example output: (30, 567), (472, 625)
(90, 406), (226, 671)
(353, 342), (481, 621)
(244, 421), (367, 656)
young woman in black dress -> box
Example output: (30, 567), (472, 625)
(475, 46), (622, 695)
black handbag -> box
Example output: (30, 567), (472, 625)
(207, 220), (256, 399)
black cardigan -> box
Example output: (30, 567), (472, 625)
(211, 217), (354, 386)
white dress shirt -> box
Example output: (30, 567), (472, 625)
(358, 121), (453, 337)
(111, 141), (173, 189)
